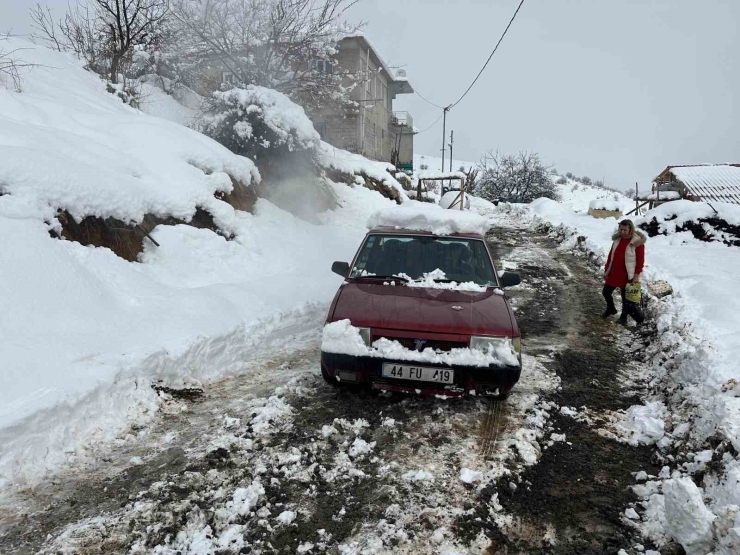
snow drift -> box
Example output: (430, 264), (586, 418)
(0, 38), (399, 487)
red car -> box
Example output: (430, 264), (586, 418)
(320, 226), (522, 398)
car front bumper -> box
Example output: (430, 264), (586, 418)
(321, 351), (521, 397)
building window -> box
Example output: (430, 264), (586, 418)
(222, 71), (234, 86)
(381, 129), (385, 158)
(311, 59), (333, 74)
(313, 120), (326, 140)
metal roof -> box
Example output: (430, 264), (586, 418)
(662, 165), (740, 205)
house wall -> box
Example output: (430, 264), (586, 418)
(310, 37), (403, 164)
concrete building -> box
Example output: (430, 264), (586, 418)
(309, 35), (416, 172)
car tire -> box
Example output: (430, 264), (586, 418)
(320, 363), (337, 386)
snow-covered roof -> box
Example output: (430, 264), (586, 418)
(662, 165), (740, 205)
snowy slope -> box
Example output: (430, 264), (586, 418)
(0, 39), (398, 487)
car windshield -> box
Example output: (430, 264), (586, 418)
(350, 234), (497, 286)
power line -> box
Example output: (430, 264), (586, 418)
(415, 112), (445, 134)
(414, 89), (445, 109)
(450, 0), (526, 109)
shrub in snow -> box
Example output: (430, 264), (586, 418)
(201, 85), (320, 163)
(201, 85), (336, 217)
(556, 176), (567, 185)
(565, 172), (574, 179)
(474, 151), (560, 203)
(580, 176), (593, 186)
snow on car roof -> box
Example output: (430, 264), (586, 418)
(367, 201), (489, 236)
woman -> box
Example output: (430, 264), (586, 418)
(603, 219), (646, 325)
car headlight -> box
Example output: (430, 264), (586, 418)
(357, 327), (371, 346)
(470, 336), (522, 364)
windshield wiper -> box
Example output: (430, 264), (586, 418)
(353, 274), (408, 282)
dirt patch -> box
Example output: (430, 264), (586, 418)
(56, 207), (223, 262)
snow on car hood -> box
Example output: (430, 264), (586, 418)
(322, 320), (519, 367)
(330, 282), (516, 337)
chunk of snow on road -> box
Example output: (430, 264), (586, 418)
(664, 478), (716, 554)
(348, 438), (375, 459)
(321, 320), (519, 367)
(228, 481), (265, 518)
(249, 396), (293, 435)
(625, 507), (640, 520)
(276, 510), (297, 525)
(615, 402), (667, 446)
(402, 470), (435, 483)
(368, 200), (489, 236)
(380, 417), (396, 428)
(129, 456), (143, 466)
(459, 468), (483, 484)
(560, 406), (578, 417)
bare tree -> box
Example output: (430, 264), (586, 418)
(474, 150), (559, 203)
(0, 37), (37, 92)
(169, 0), (362, 110)
(31, 1), (168, 83)
(93, 0), (168, 83)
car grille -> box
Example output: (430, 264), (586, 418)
(373, 335), (467, 353)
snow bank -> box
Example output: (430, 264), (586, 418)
(321, 320), (519, 367)
(0, 38), (400, 487)
(367, 200), (489, 236)
(639, 199), (740, 229)
(0, 38), (258, 229)
(663, 478), (716, 554)
(319, 142), (408, 201)
(615, 402), (667, 446)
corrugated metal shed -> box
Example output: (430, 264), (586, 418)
(656, 164), (740, 205)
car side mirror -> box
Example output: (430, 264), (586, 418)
(499, 271), (521, 287)
(332, 261), (350, 277)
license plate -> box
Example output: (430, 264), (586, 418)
(381, 363), (454, 384)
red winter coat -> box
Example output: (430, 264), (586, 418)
(604, 233), (645, 288)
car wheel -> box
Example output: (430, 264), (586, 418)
(320, 363), (337, 386)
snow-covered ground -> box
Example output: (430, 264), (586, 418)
(0, 38), (399, 488)
(502, 182), (740, 553)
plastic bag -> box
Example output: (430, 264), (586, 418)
(625, 282), (641, 303)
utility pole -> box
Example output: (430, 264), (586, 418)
(440, 105), (451, 172)
(448, 130), (454, 173)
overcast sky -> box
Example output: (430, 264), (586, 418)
(4, 0), (739, 191)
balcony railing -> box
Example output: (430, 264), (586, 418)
(392, 111), (413, 129)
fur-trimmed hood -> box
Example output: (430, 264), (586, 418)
(611, 228), (647, 246)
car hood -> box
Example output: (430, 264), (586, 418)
(331, 283), (516, 336)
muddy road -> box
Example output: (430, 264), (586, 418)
(0, 225), (666, 554)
